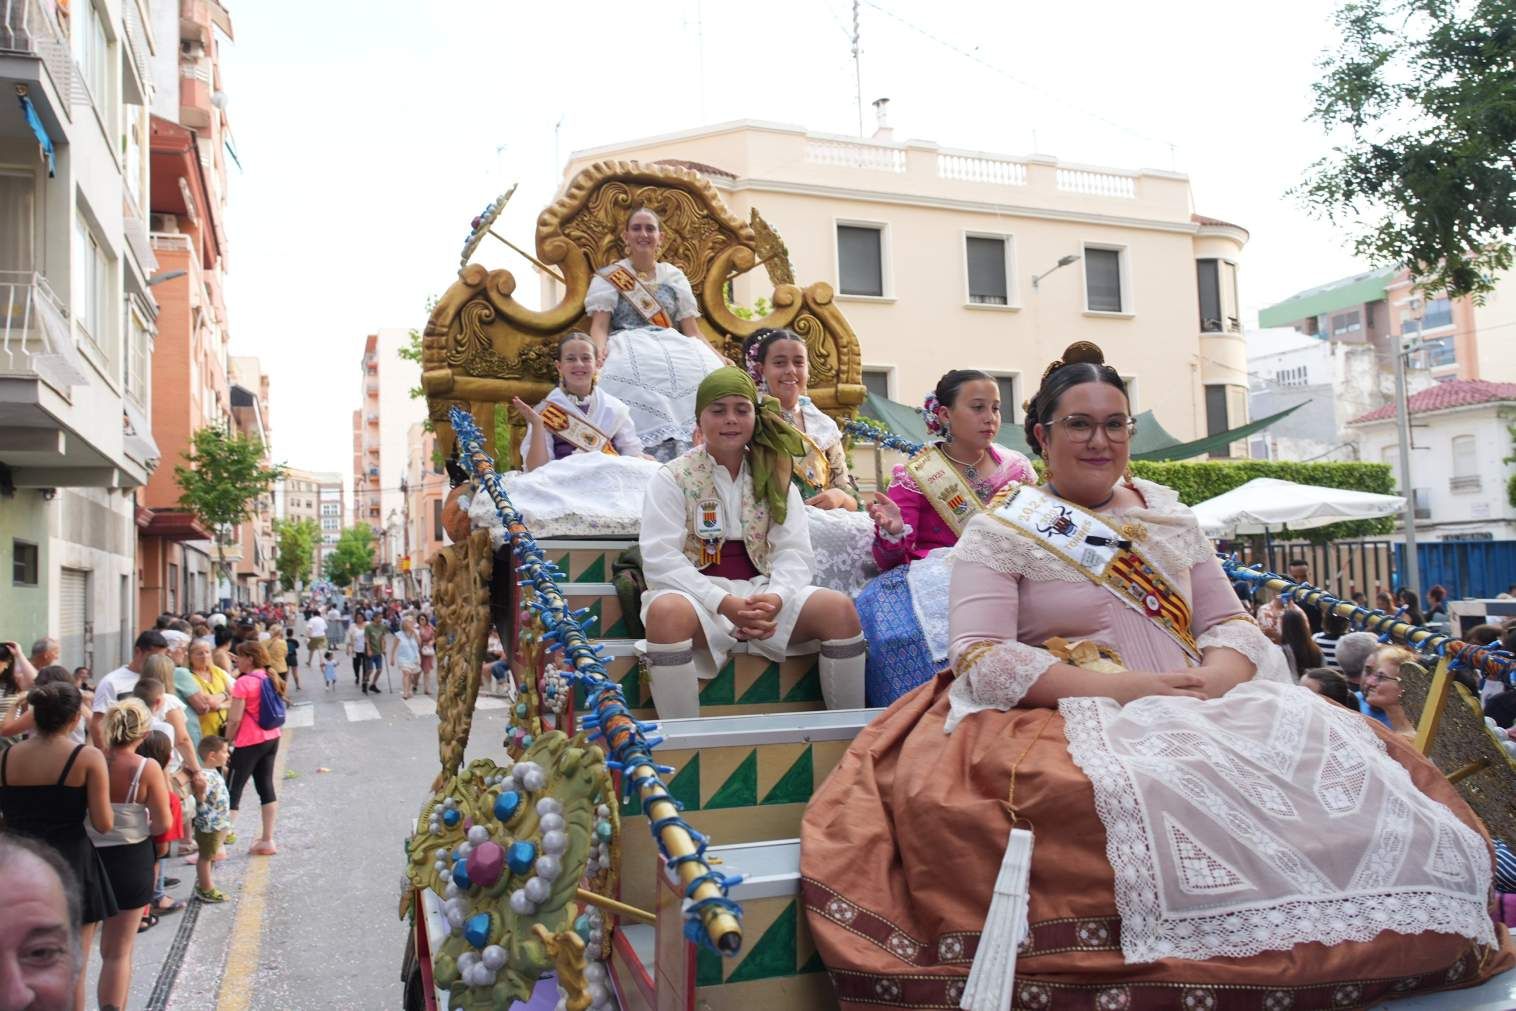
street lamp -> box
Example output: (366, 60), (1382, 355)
(1031, 254), (1081, 290)
(1393, 294), (1424, 597)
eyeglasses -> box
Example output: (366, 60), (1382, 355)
(1046, 414), (1137, 443)
(1365, 673), (1402, 685)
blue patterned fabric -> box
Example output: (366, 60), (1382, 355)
(859, 565), (940, 707)
(1497, 838), (1516, 894)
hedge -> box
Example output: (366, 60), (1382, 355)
(1128, 460), (1397, 543)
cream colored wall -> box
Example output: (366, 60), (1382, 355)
(561, 122), (1248, 441)
(1473, 267), (1516, 381)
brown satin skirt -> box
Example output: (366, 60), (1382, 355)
(800, 674), (1515, 1009)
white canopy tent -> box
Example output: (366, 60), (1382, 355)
(1192, 477), (1406, 538)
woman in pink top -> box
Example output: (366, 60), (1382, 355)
(857, 370), (1034, 705)
(224, 641), (280, 856)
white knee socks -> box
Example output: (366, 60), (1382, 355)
(819, 633), (867, 710)
(645, 639), (700, 719)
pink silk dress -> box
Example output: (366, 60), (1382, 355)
(871, 445), (1035, 571)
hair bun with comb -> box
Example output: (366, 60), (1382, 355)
(1038, 341), (1107, 388)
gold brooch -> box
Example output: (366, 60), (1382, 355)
(1119, 520), (1148, 542)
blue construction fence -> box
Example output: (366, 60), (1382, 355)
(1397, 540), (1516, 601)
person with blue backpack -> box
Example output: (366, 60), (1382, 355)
(223, 641), (284, 857)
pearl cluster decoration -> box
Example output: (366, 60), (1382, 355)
(458, 186), (515, 268)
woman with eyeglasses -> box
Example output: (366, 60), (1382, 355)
(1359, 643), (1417, 736)
(803, 341), (1512, 1000)
(857, 369), (1036, 705)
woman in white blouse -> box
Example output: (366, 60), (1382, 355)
(584, 207), (723, 461)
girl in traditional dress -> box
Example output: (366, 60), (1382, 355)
(856, 370), (1035, 706)
(744, 328), (878, 595)
(801, 342), (1512, 1008)
(638, 367), (866, 719)
(585, 207), (724, 461)
(511, 332), (643, 471)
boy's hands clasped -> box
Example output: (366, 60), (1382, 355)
(719, 593), (782, 641)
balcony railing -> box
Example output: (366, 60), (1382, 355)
(805, 138), (906, 173)
(1, 0), (75, 111)
(1056, 167), (1137, 199)
(937, 152), (1027, 186)
(0, 271), (91, 392)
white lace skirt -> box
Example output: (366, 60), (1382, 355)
(806, 507), (878, 596)
(598, 326), (724, 450)
(498, 454), (659, 538)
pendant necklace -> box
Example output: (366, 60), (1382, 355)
(941, 445), (989, 483)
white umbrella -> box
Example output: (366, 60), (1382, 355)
(1191, 477), (1406, 538)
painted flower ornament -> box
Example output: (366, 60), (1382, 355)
(922, 393), (945, 437)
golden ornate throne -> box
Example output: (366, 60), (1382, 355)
(421, 160), (866, 465)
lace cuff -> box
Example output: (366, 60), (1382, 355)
(944, 639), (1057, 732)
(1196, 617), (1292, 683)
(875, 522), (912, 545)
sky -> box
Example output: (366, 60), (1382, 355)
(217, 0), (1372, 479)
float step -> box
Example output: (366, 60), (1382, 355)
(615, 838), (835, 1011)
(617, 707), (877, 913)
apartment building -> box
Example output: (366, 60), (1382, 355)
(136, 0), (234, 618)
(1, 0), (163, 670)
(353, 334), (380, 534)
(352, 328), (424, 588)
(281, 466), (344, 582)
(402, 420), (446, 599)
(552, 117), (1252, 450)
(227, 355), (274, 603)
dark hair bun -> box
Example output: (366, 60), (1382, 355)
(934, 369), (994, 409)
(1023, 342), (1127, 456)
(29, 682), (82, 736)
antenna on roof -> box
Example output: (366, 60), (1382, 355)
(852, 0), (863, 137)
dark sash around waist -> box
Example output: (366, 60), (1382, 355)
(701, 542), (759, 581)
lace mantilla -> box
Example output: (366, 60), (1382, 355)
(1060, 680), (1495, 964)
(944, 640), (1056, 731)
(1196, 618), (1293, 683)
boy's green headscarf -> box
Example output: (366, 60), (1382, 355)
(695, 367), (805, 523)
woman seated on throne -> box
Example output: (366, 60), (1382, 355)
(857, 370), (1035, 706)
(802, 342), (1512, 1008)
(585, 207), (724, 461)
(511, 332), (643, 471)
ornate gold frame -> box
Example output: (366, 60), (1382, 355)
(422, 159), (866, 465)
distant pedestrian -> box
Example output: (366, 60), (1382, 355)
(304, 612), (328, 669)
(1312, 609), (1349, 668)
(347, 615), (369, 686)
(265, 622), (290, 696)
(392, 617), (423, 700)
(418, 614), (437, 696)
(1301, 667), (1356, 710)
(225, 642), (281, 857)
(285, 625), (301, 691)
(1278, 608), (1323, 681)
(363, 616), (386, 694)
(321, 651), (338, 691)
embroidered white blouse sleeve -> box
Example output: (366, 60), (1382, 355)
(584, 266), (619, 315)
(608, 402), (644, 456)
(662, 264), (701, 321)
(762, 482), (815, 606)
(640, 467), (730, 614)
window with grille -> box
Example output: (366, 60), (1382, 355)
(12, 541), (38, 586)
(1204, 384), (1230, 457)
(837, 224), (885, 297)
(1330, 310), (1361, 336)
(1084, 247), (1124, 312)
(992, 376), (1016, 422)
(966, 236), (1010, 305)
(1197, 259), (1221, 332)
(861, 368), (891, 401)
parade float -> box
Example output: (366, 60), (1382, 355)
(398, 162), (1516, 1011)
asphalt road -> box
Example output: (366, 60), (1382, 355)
(89, 667), (513, 1010)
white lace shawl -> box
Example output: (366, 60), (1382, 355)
(796, 397), (842, 450)
(944, 479), (1288, 729)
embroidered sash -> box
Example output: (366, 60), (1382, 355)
(598, 263), (672, 329)
(539, 401), (618, 456)
(905, 447), (987, 538)
(989, 485), (1200, 661)
(793, 428), (832, 493)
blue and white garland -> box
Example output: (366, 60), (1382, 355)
(450, 406), (746, 956)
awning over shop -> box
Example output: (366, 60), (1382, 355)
(855, 393), (1304, 462)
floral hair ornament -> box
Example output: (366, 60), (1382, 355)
(922, 393), (945, 436)
(744, 339), (766, 386)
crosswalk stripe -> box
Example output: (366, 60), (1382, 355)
(283, 706), (314, 728)
(403, 697), (437, 717)
(343, 700), (381, 723)
(475, 697), (507, 711)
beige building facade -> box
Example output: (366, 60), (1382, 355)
(280, 467), (344, 582)
(556, 120), (1250, 446)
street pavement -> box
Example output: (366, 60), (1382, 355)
(86, 667), (515, 1010)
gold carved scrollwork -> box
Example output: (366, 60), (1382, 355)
(423, 159), (865, 465)
(431, 529), (494, 791)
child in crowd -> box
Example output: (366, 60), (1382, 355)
(191, 735), (232, 903)
(285, 625), (301, 692)
(321, 651), (338, 691)
(137, 729), (184, 927)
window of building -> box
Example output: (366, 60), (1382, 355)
(1084, 246), (1125, 313)
(1197, 259), (1221, 332)
(12, 540), (38, 586)
(0, 171), (35, 273)
(1204, 384), (1231, 457)
(965, 234), (1012, 306)
(861, 367), (891, 401)
(1330, 310), (1361, 336)
(1452, 435), (1477, 478)
(72, 214), (109, 361)
(978, 374), (1017, 423)
(126, 303), (150, 407)
(1380, 445), (1399, 490)
(837, 224), (885, 297)
(433, 499), (444, 542)
(167, 561), (178, 613)
(1421, 297), (1454, 331)
(1423, 335), (1456, 368)
(74, 0), (111, 116)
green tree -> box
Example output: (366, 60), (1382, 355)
(175, 424), (285, 593)
(273, 518), (321, 591)
(1299, 0), (1516, 298)
(325, 525), (376, 589)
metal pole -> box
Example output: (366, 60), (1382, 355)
(852, 0), (863, 137)
(1393, 320), (1421, 596)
